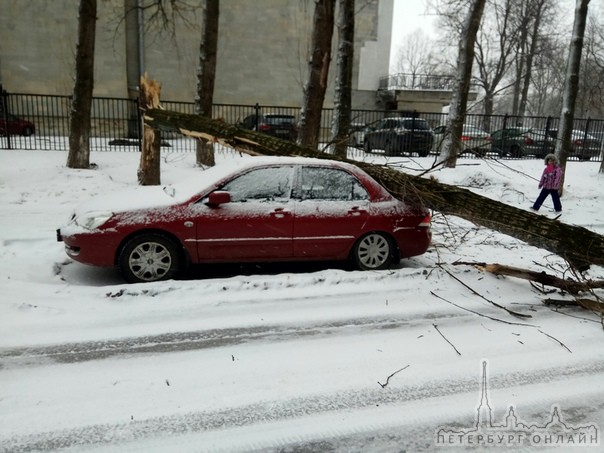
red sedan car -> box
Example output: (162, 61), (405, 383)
(0, 114), (35, 136)
(57, 157), (431, 283)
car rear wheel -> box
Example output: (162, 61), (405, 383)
(384, 140), (398, 157)
(418, 148), (430, 157)
(352, 232), (394, 270)
(21, 127), (33, 137)
(511, 145), (522, 158)
(118, 234), (180, 283)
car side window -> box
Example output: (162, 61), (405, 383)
(220, 166), (294, 202)
(383, 120), (398, 130)
(376, 120), (395, 130)
(298, 167), (369, 201)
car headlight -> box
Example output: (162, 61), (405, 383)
(75, 211), (113, 230)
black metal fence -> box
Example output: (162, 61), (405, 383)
(1, 90), (603, 161)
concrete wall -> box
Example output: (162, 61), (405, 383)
(0, 0), (393, 109)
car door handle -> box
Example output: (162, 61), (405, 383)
(348, 207), (366, 216)
(271, 208), (291, 219)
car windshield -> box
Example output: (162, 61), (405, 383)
(462, 125), (485, 134)
(265, 115), (295, 125)
(167, 158), (258, 201)
(400, 119), (430, 130)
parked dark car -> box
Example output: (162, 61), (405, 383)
(0, 113), (35, 136)
(545, 129), (600, 161)
(238, 113), (298, 141)
(57, 157), (432, 283)
(349, 122), (367, 148)
(363, 117), (434, 157)
(490, 127), (554, 158)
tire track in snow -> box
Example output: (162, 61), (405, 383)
(0, 313), (467, 368)
(2, 360), (603, 452)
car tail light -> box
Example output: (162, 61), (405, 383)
(258, 123), (271, 132)
(574, 139), (583, 146)
(418, 213), (431, 228)
(461, 135), (471, 141)
(524, 136), (534, 145)
(486, 135), (492, 142)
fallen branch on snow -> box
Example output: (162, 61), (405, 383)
(454, 261), (604, 295)
(378, 365), (410, 388)
(433, 323), (462, 356)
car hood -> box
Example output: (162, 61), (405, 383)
(72, 185), (181, 218)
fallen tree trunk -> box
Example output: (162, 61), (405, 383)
(143, 109), (604, 271)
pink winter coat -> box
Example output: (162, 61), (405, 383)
(539, 165), (562, 190)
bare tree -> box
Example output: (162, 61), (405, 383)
(392, 29), (438, 77)
(555, 0), (591, 194)
(473, 0), (520, 129)
(439, 0), (486, 168)
(511, 0), (549, 118)
(575, 15), (604, 117)
(195, 0), (219, 167)
(331, 0), (354, 158)
(528, 35), (566, 116)
(298, 0), (335, 150)
(67, 0), (97, 169)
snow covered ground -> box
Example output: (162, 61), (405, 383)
(1, 148), (603, 452)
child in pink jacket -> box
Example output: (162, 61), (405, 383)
(531, 153), (562, 213)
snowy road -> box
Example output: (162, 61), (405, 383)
(2, 264), (603, 452)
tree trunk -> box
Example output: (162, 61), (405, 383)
(67, 0), (97, 169)
(555, 0), (591, 194)
(331, 0), (354, 158)
(138, 76), (161, 185)
(439, 0), (486, 168)
(518, 0), (547, 119)
(124, 0), (142, 139)
(298, 0), (335, 150)
(142, 108), (604, 271)
(194, 0), (219, 167)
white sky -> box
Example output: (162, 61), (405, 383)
(390, 0), (436, 70)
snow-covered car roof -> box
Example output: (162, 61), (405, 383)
(71, 156), (368, 218)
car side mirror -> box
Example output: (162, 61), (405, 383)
(206, 191), (231, 207)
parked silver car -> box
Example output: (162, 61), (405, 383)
(545, 129), (601, 161)
(431, 124), (491, 156)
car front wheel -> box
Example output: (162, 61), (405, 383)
(511, 145), (522, 158)
(118, 234), (180, 283)
(352, 232), (395, 270)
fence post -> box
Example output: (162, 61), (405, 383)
(254, 102), (260, 131)
(0, 84), (12, 150)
